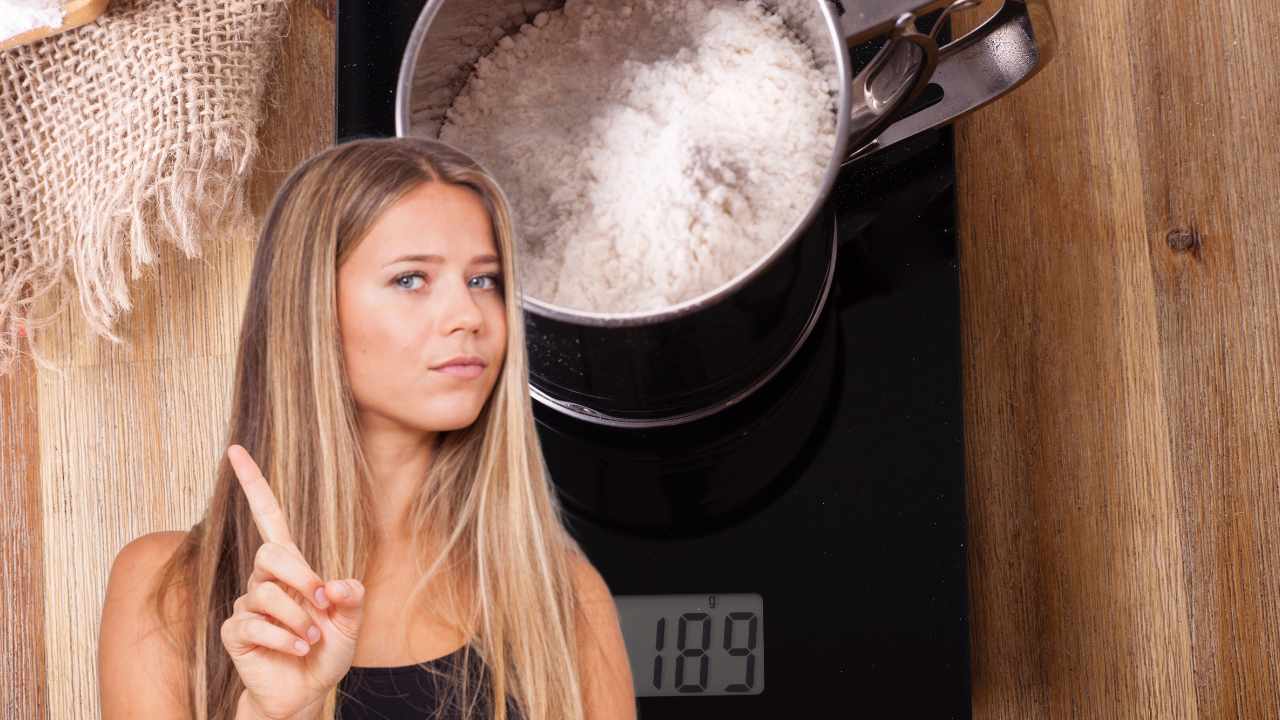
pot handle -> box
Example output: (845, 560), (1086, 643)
(839, 0), (1057, 165)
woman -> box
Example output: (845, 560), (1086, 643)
(98, 137), (636, 720)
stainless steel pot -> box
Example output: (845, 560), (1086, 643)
(396, 0), (1056, 428)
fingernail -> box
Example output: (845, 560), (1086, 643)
(314, 587), (328, 607)
(294, 639), (310, 654)
(307, 625), (321, 642)
(336, 581), (350, 598)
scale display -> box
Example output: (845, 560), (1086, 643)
(617, 594), (765, 697)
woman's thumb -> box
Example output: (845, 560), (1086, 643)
(323, 579), (365, 640)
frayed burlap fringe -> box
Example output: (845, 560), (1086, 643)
(0, 0), (290, 377)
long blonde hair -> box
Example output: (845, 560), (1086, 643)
(148, 136), (589, 720)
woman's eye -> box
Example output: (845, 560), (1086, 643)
(395, 272), (426, 290)
(470, 274), (503, 290)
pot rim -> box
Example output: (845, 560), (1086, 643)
(395, 0), (854, 328)
(529, 226), (839, 428)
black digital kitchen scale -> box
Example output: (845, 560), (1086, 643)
(337, 2), (970, 716)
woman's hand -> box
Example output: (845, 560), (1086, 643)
(220, 444), (367, 720)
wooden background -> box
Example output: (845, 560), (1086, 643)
(3, 0), (1278, 717)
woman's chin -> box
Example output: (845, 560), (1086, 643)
(419, 405), (483, 432)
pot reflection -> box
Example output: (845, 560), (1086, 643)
(535, 299), (841, 539)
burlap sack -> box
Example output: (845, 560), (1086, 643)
(0, 0), (290, 376)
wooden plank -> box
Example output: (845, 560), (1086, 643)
(0, 332), (47, 720)
(308, 0), (334, 23)
(1129, 1), (1280, 715)
(13, 3), (336, 717)
(954, 0), (1280, 717)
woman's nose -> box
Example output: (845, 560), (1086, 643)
(441, 276), (484, 334)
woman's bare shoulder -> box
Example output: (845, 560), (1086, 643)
(99, 531), (193, 718)
(108, 531), (189, 600)
(117, 530), (188, 563)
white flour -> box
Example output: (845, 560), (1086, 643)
(439, 0), (837, 314)
(0, 0), (66, 43)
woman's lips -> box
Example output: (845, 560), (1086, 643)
(433, 363), (484, 378)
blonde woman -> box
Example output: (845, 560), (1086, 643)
(97, 136), (636, 720)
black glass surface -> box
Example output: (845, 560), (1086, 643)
(337, 3), (969, 717)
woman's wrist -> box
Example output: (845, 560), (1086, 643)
(236, 689), (324, 720)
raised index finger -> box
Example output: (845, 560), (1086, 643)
(227, 444), (295, 548)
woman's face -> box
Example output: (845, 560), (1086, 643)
(337, 180), (507, 434)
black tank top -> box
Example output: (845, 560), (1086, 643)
(335, 644), (525, 720)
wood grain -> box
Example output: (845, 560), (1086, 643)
(1, 329), (48, 720)
(308, 0), (334, 22)
(3, 2), (335, 717)
(955, 0), (1280, 717)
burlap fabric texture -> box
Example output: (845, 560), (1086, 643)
(0, 0), (289, 376)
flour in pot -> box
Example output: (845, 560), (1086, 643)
(439, 0), (837, 314)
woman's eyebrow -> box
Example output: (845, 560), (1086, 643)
(384, 253), (499, 266)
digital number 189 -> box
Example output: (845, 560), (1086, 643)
(649, 611), (760, 693)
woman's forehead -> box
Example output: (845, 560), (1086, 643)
(360, 182), (498, 264)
